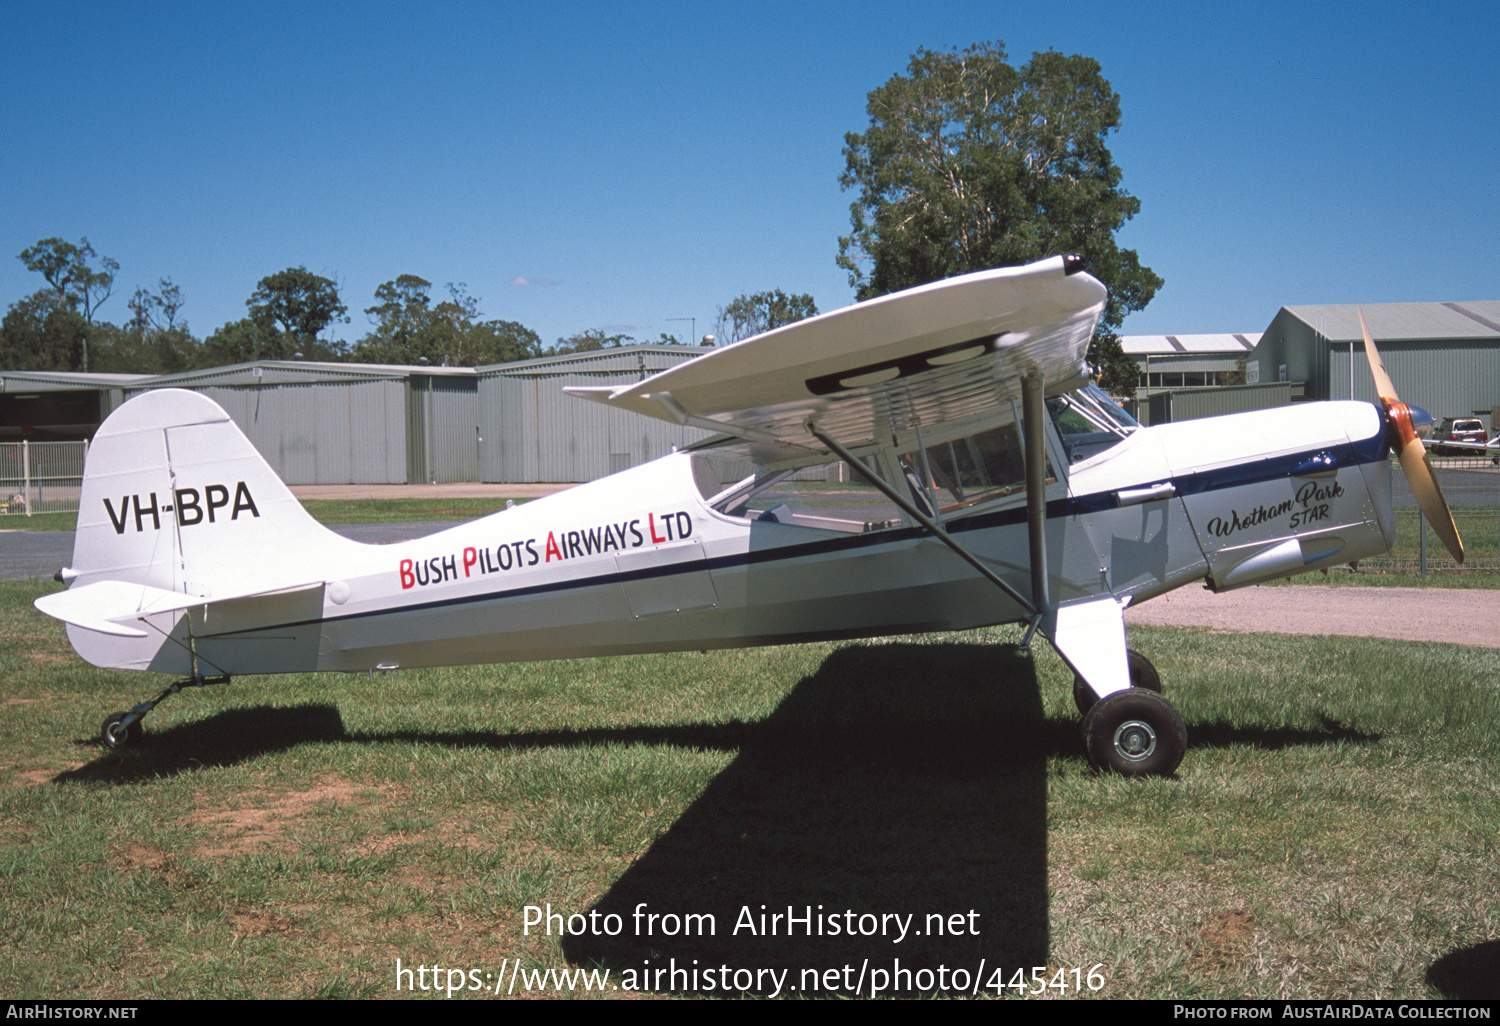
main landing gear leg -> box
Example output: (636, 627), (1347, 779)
(99, 674), (231, 749)
(1043, 597), (1185, 778)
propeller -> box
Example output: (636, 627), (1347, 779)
(1360, 308), (1464, 562)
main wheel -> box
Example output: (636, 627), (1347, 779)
(1082, 688), (1186, 778)
(1073, 649), (1161, 716)
(100, 712), (141, 749)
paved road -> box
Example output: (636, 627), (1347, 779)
(0, 522), (462, 582)
(1394, 465), (1498, 508)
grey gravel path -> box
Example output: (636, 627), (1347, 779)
(1126, 583), (1500, 648)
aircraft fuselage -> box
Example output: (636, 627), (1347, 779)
(66, 398), (1392, 678)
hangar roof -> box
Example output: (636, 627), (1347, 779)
(1280, 302), (1500, 341)
(134, 360), (479, 387)
(479, 343), (712, 376)
(1119, 333), (1260, 355)
(0, 371), (150, 393)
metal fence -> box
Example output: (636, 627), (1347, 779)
(1355, 454), (1499, 574)
(0, 441), (87, 515)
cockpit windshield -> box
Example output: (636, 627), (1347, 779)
(1048, 384), (1139, 464)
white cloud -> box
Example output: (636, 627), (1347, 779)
(510, 276), (557, 287)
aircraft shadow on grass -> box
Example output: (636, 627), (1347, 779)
(557, 642), (1052, 993)
(1427, 939), (1500, 1000)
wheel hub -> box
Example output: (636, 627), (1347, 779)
(1112, 718), (1158, 762)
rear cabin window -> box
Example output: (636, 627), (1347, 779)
(691, 451), (906, 534)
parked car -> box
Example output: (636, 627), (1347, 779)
(1426, 417), (1488, 455)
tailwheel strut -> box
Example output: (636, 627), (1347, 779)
(99, 674), (231, 749)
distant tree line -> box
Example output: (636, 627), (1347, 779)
(0, 239), (817, 374)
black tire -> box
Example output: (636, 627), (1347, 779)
(100, 712), (141, 749)
(1082, 688), (1186, 777)
(1073, 649), (1161, 716)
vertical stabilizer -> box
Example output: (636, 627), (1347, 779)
(52, 389), (360, 672)
(71, 389), (351, 594)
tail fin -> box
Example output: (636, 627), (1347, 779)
(69, 388), (348, 595)
(40, 389), (360, 672)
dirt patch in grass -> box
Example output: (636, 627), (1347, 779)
(181, 774), (487, 860)
(20, 650), (68, 665)
(1194, 909), (1256, 970)
(232, 909), (297, 937)
(116, 843), (174, 872)
(185, 773), (366, 857)
(13, 764), (79, 786)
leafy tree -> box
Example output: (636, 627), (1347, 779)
(353, 276), (542, 366)
(0, 291), (88, 371)
(202, 317), (280, 365)
(18, 237), (119, 325)
(712, 290), (818, 346)
(837, 43), (1161, 391)
(549, 329), (636, 355)
(128, 278), (185, 334)
(10, 237), (119, 370)
(465, 318), (544, 365)
(245, 267), (349, 360)
(90, 278), (199, 373)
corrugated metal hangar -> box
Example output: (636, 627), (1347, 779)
(0, 344), (712, 485)
(1249, 302), (1500, 426)
(0, 371), (146, 441)
(6, 300), (1498, 481)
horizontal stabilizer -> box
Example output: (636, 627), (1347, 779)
(36, 579), (324, 638)
(561, 386), (618, 403)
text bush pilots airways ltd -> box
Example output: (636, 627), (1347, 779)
(401, 509), (698, 589)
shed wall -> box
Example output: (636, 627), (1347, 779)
(126, 380), (408, 484)
(1146, 382), (1294, 425)
(480, 372), (711, 482)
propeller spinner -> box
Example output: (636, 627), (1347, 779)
(1359, 309), (1464, 563)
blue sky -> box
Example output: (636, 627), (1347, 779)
(2, 1), (1496, 349)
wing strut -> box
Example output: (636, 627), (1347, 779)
(1022, 372), (1051, 615)
(803, 421), (1038, 617)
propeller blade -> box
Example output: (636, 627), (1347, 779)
(1358, 307), (1464, 561)
(1362, 304), (1464, 561)
(1359, 308), (1401, 404)
(1397, 436), (1465, 563)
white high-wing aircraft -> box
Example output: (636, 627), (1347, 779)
(34, 257), (1463, 776)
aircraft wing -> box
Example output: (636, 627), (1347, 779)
(565, 256), (1106, 453)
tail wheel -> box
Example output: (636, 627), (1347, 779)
(1082, 688), (1186, 778)
(100, 712), (141, 749)
(1073, 649), (1160, 716)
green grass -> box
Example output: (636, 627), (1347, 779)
(299, 498), (520, 524)
(1, 581), (1497, 999)
(0, 511), (77, 531)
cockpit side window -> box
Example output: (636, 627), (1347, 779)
(904, 422), (1028, 514)
(1048, 385), (1138, 465)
